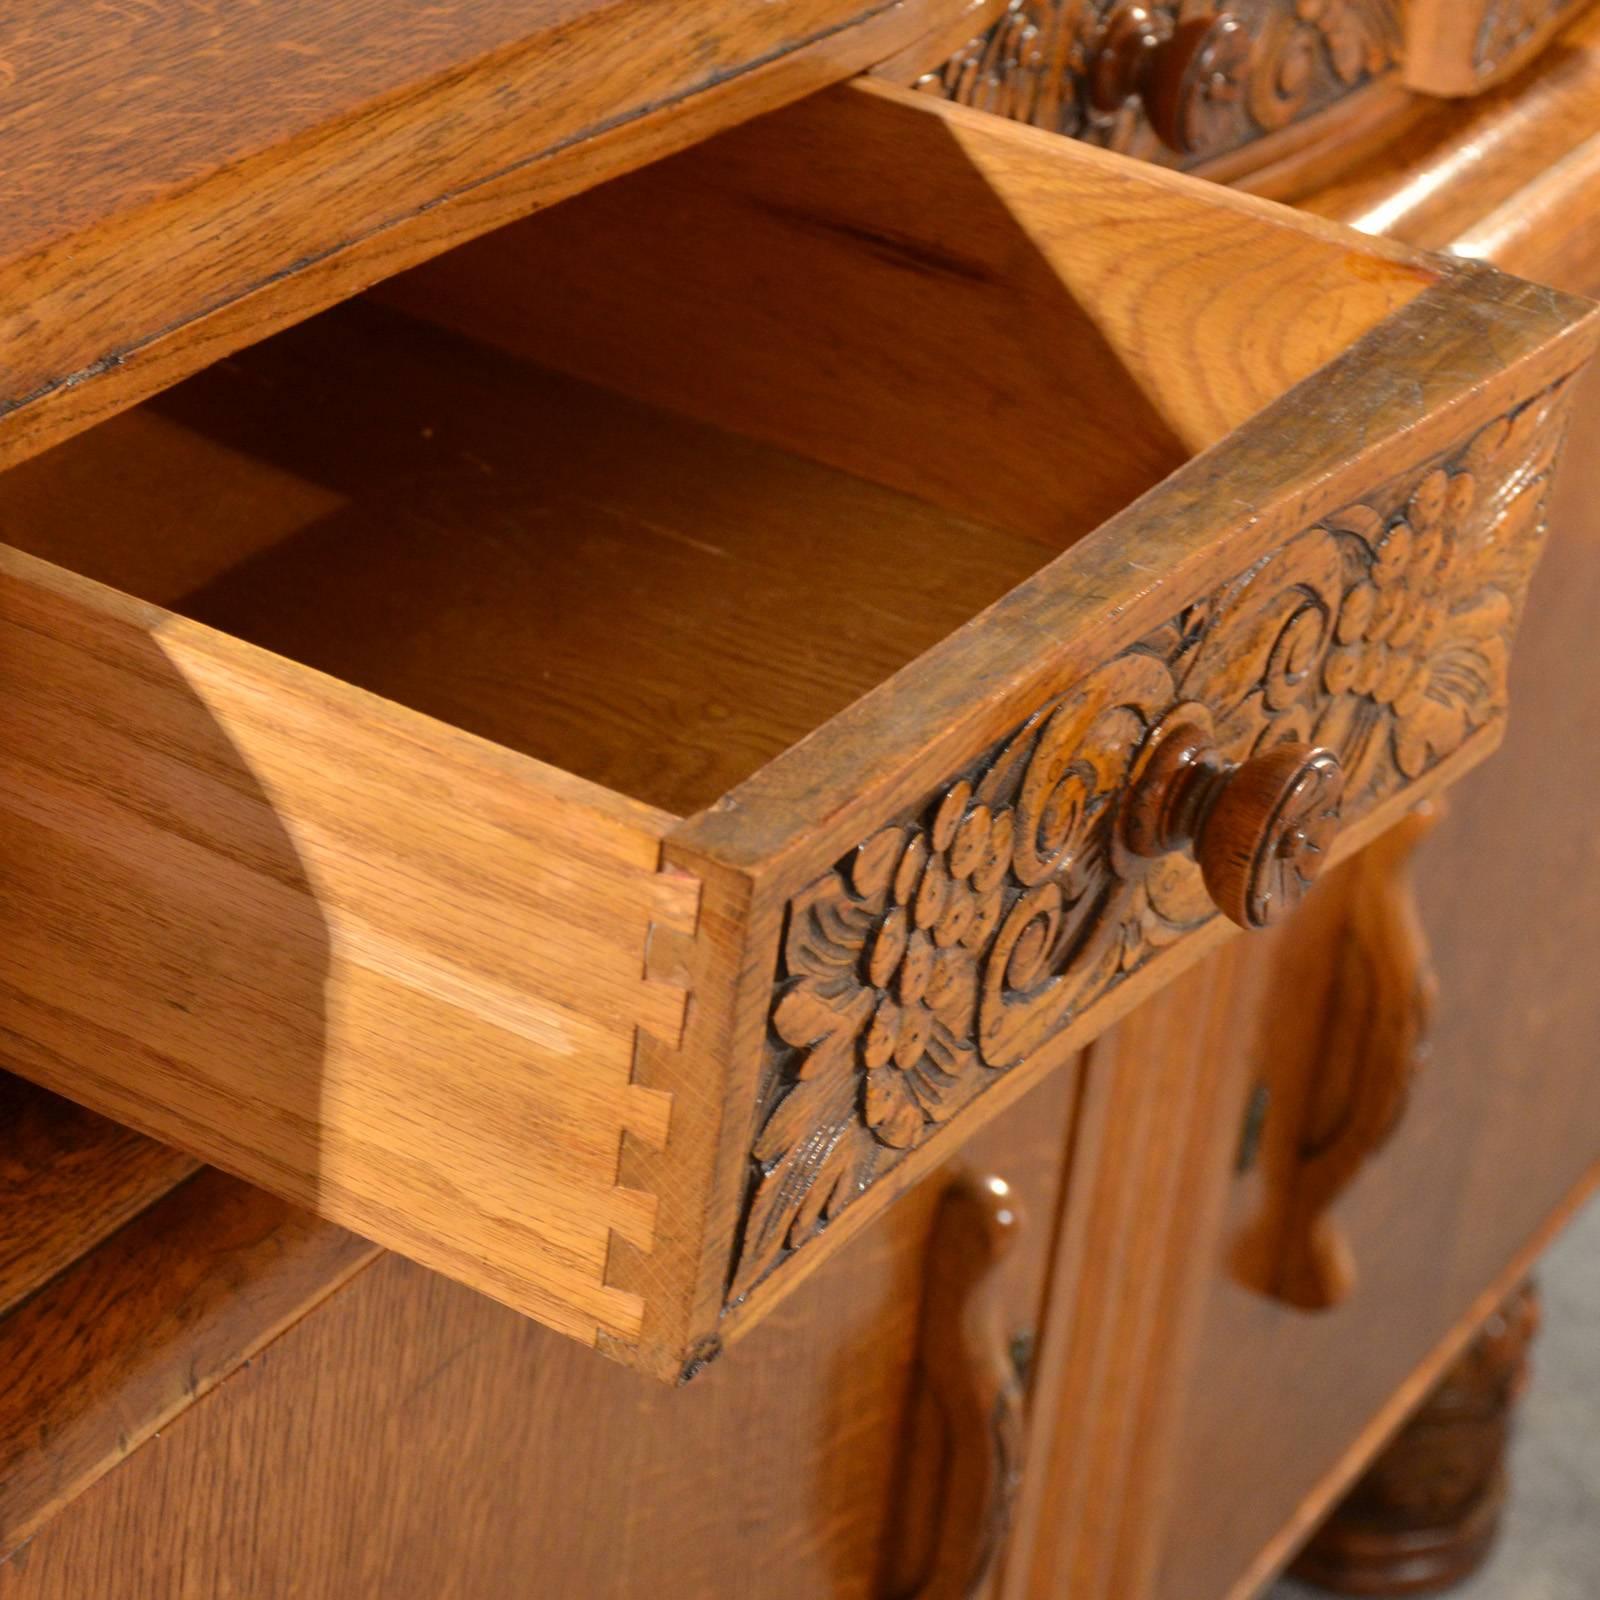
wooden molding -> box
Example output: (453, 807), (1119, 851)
(1232, 802), (1443, 1311)
(888, 1174), (1029, 1600)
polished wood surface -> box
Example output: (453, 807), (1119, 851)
(0, 0), (978, 475)
(7, 76), (1588, 1377)
(0, 1071), (1078, 1600)
(0, 530), (688, 1358)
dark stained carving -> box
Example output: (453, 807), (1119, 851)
(1125, 720), (1345, 930)
(912, 0), (1401, 168)
(727, 377), (1573, 1305)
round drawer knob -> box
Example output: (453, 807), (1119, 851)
(1088, 5), (1247, 157)
(1125, 715), (1346, 930)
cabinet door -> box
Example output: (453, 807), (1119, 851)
(1145, 332), (1600, 1600)
(0, 1064), (1078, 1600)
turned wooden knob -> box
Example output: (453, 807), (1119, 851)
(1126, 718), (1345, 930)
(1088, 4), (1247, 156)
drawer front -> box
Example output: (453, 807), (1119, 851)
(2, 79), (1594, 1382)
(882, 0), (1406, 173)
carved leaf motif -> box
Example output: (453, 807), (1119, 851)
(728, 378), (1575, 1306)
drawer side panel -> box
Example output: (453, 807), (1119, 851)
(0, 553), (691, 1357)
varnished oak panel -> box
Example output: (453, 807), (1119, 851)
(0, 1070), (1080, 1596)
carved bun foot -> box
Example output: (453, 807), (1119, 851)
(1290, 1284), (1539, 1596)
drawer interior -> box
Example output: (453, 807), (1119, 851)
(0, 81), (1435, 823)
(0, 300), (1053, 821)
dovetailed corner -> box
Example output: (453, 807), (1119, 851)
(650, 867), (702, 936)
(622, 1080), (674, 1151)
(605, 1184), (660, 1252)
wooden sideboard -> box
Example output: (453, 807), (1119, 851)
(1, 3), (1597, 1596)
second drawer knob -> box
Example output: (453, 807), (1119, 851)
(1126, 711), (1345, 930)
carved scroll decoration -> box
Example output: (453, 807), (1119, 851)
(913, 0), (1401, 170)
(727, 378), (1573, 1305)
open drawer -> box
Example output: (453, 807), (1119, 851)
(0, 80), (1593, 1381)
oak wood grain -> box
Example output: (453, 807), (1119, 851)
(0, 1071), (1079, 1596)
(1000, 940), (1270, 1600)
(0, 1076), (196, 1324)
(0, 540), (687, 1357)
(380, 78), (1442, 544)
(0, 0), (977, 473)
(0, 1170), (376, 1560)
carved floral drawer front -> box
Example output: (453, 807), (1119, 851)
(726, 379), (1574, 1304)
(2, 76), (1594, 1384)
(1407, 0), (1591, 94)
(896, 0), (1591, 172)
